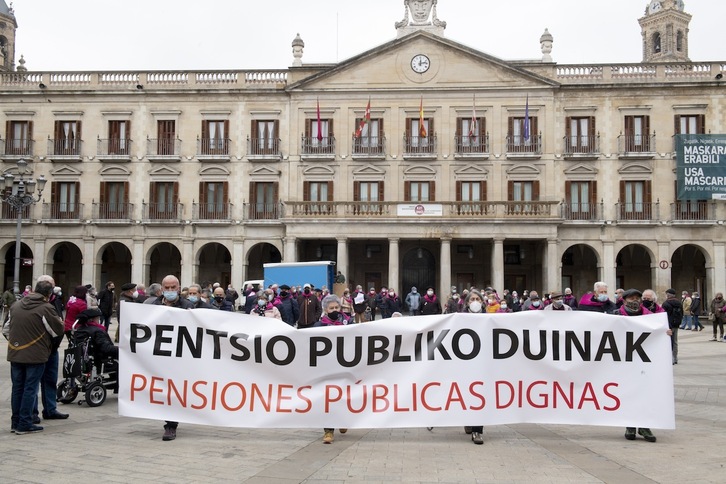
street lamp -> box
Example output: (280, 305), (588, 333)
(0, 159), (47, 299)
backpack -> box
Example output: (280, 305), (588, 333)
(664, 300), (683, 326)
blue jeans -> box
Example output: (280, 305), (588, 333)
(680, 314), (693, 330)
(40, 350), (59, 415)
(11, 362), (45, 430)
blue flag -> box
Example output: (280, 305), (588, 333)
(523, 94), (530, 142)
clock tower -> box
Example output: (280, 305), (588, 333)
(0, 0), (17, 71)
(638, 0), (691, 63)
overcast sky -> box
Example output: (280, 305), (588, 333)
(9, 0), (725, 71)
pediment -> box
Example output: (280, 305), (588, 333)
(301, 165), (335, 178)
(564, 163), (599, 178)
(288, 32), (558, 92)
(403, 164), (437, 178)
(352, 164), (387, 178)
(505, 164), (541, 178)
(149, 165), (181, 177)
(99, 165), (131, 177)
(250, 165), (281, 177)
(454, 164), (490, 178)
(618, 162), (653, 176)
(198, 165), (231, 177)
(49, 164), (83, 177)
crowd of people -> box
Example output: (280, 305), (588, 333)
(1, 274), (713, 445)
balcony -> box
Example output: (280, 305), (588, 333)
(403, 135), (437, 160)
(561, 202), (603, 221)
(48, 139), (83, 162)
(301, 136), (336, 161)
(563, 134), (600, 160)
(1, 138), (34, 161)
(454, 134), (489, 160)
(618, 134), (656, 159)
(247, 137), (282, 161)
(0, 202), (33, 221)
(246, 202), (281, 221)
(282, 200), (562, 220)
(351, 136), (386, 160)
(671, 201), (715, 223)
(192, 202), (233, 223)
(43, 202), (84, 222)
(197, 138), (231, 162)
(147, 138), (182, 162)
(92, 202), (134, 223)
(505, 135), (542, 160)
(615, 201), (659, 222)
(142, 202), (184, 223)
(97, 139), (132, 162)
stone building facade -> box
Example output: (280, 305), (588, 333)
(1, 0), (724, 301)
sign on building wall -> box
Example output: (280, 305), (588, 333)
(676, 134), (726, 200)
(396, 204), (443, 216)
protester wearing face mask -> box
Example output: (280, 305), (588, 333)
(252, 290), (282, 319)
(461, 289), (486, 444)
(405, 286), (421, 317)
(544, 291), (571, 311)
(340, 289), (354, 319)
(377, 287), (392, 319)
(186, 284), (213, 309)
(352, 285), (368, 323)
(445, 292), (460, 314)
(275, 285), (299, 326)
(210, 287), (234, 311)
(485, 293), (500, 313)
(641, 289), (665, 315)
(578, 281), (617, 313)
(113, 283), (139, 343)
(524, 291), (544, 310)
(420, 287), (442, 315)
(64, 285), (89, 338)
(366, 287), (379, 321)
(297, 283), (322, 328)
(709, 292), (726, 342)
(386, 288), (402, 316)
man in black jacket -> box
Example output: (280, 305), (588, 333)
(661, 288), (684, 365)
(97, 281), (115, 330)
(276, 284), (299, 326)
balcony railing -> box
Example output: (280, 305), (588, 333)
(454, 134), (489, 156)
(563, 134), (600, 156)
(247, 202), (280, 220)
(618, 134), (656, 155)
(92, 202), (134, 221)
(616, 202), (659, 221)
(403, 135), (437, 156)
(283, 201), (562, 219)
(671, 201), (714, 221)
(561, 202), (603, 221)
(506, 134), (542, 155)
(197, 138), (231, 158)
(48, 139), (83, 158)
(352, 136), (386, 158)
(143, 202), (184, 221)
(97, 139), (132, 158)
(193, 202), (232, 221)
(247, 137), (281, 160)
(1, 138), (34, 158)
(44, 202), (84, 220)
(0, 202), (32, 220)
(147, 138), (181, 160)
(301, 136), (336, 157)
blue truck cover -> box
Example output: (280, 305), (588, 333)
(263, 261), (336, 289)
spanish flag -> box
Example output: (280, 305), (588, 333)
(355, 98), (371, 138)
(419, 96), (427, 138)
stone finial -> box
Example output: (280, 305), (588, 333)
(15, 53), (26, 71)
(396, 0), (446, 38)
(540, 28), (554, 62)
(291, 33), (304, 67)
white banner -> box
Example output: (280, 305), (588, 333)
(119, 305), (675, 429)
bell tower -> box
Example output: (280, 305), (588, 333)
(0, 0), (17, 71)
(639, 0), (691, 63)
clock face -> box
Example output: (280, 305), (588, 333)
(411, 54), (430, 74)
(649, 1), (662, 13)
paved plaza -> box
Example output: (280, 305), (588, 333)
(1, 324), (725, 483)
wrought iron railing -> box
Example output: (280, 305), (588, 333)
(147, 138), (181, 157)
(403, 135), (437, 154)
(142, 202), (184, 221)
(44, 202), (84, 220)
(1, 138), (34, 157)
(92, 202), (134, 220)
(563, 134), (600, 155)
(618, 134), (656, 154)
(97, 139), (132, 157)
(506, 134), (542, 154)
(193, 202), (232, 220)
(671, 201), (714, 221)
(616, 201), (659, 221)
(454, 134), (489, 155)
(352, 136), (386, 156)
(247, 137), (281, 158)
(301, 136), (336, 155)
(48, 139), (83, 157)
(561, 202), (603, 221)
(197, 138), (231, 156)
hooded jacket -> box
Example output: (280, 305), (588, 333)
(4, 293), (64, 364)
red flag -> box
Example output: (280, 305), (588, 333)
(316, 98), (323, 142)
(355, 98), (371, 138)
(469, 94), (477, 140)
(419, 96), (427, 138)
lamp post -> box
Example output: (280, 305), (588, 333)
(0, 159), (47, 300)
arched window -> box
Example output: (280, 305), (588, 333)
(676, 30), (684, 52)
(652, 32), (661, 54)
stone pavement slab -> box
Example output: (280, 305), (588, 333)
(1, 327), (725, 483)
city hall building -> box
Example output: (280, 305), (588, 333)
(1, 0), (724, 300)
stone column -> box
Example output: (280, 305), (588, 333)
(711, 242), (726, 301)
(492, 237), (504, 292)
(33, 238), (46, 281)
(232, 240), (245, 288)
(602, 241), (616, 289)
(388, 238), (400, 290)
(182, 240), (194, 285)
(337, 237), (348, 281)
(132, 238), (144, 284)
(82, 238), (95, 286)
(440, 238), (451, 298)
(545, 239), (559, 293)
(284, 236), (297, 262)
(655, 241), (672, 294)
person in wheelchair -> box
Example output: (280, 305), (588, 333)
(74, 308), (118, 392)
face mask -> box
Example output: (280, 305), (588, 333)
(642, 300), (655, 310)
(553, 300), (563, 308)
(280, 291), (288, 298)
(427, 291), (434, 296)
(625, 300), (641, 313)
(488, 299), (496, 305)
(469, 301), (483, 313)
(132, 291), (139, 299)
(597, 294), (609, 302)
(268, 294), (274, 301)
(327, 310), (340, 320)
(258, 300), (266, 307)
(453, 295), (459, 300)
(500, 304), (508, 310)
(304, 288), (311, 295)
(370, 291), (376, 295)
(412, 289), (417, 293)
(188, 295), (199, 304)
(389, 292), (395, 297)
(532, 301), (541, 308)
(164, 291), (179, 302)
